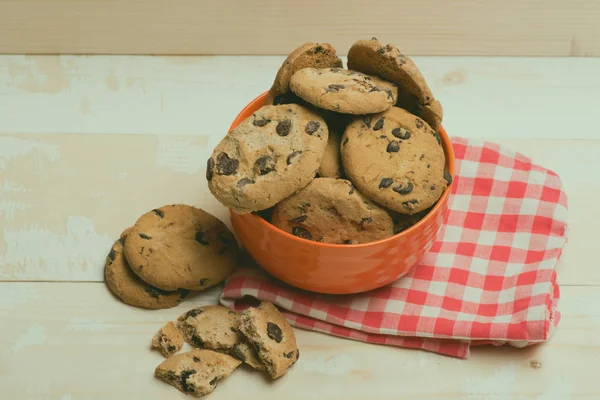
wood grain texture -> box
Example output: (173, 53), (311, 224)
(0, 0), (599, 56)
(0, 283), (598, 399)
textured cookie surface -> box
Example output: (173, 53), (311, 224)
(177, 306), (265, 370)
(271, 178), (394, 244)
(239, 301), (299, 379)
(341, 107), (448, 214)
(152, 321), (184, 358)
(289, 68), (398, 114)
(104, 231), (192, 309)
(207, 104), (328, 214)
(318, 122), (344, 179)
(266, 42), (343, 103)
(154, 349), (241, 397)
(124, 205), (239, 291)
(347, 38), (443, 129)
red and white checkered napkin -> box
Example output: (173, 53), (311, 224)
(220, 137), (569, 359)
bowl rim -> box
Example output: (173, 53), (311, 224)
(228, 91), (455, 249)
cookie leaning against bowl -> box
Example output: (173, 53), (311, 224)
(341, 107), (450, 215)
(347, 38), (443, 130)
(124, 204), (239, 292)
(104, 228), (193, 309)
(265, 42), (343, 105)
(271, 178), (394, 244)
(289, 67), (398, 114)
(207, 104), (328, 214)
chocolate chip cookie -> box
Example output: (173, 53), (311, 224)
(347, 38), (443, 130)
(176, 305), (264, 370)
(289, 67), (398, 114)
(317, 126), (344, 179)
(271, 178), (394, 244)
(124, 205), (239, 291)
(265, 42), (343, 104)
(207, 104), (329, 214)
(104, 229), (192, 309)
(341, 107), (448, 215)
(154, 349), (241, 397)
(239, 301), (299, 379)
(152, 321), (184, 358)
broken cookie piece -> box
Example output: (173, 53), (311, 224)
(152, 321), (184, 358)
(154, 349), (241, 397)
(239, 301), (299, 379)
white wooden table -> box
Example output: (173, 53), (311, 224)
(0, 55), (598, 399)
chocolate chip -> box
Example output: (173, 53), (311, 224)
(387, 140), (400, 152)
(179, 289), (190, 299)
(190, 335), (204, 348)
(379, 178), (393, 188)
(138, 233), (152, 240)
(369, 86), (394, 99)
(152, 208), (164, 219)
(199, 278), (210, 286)
(255, 156), (276, 175)
(402, 199), (419, 208)
(284, 351), (296, 359)
(253, 117), (270, 127)
(231, 343), (246, 361)
(167, 345), (177, 353)
(118, 237), (125, 245)
(286, 150), (302, 165)
(433, 131), (441, 145)
(195, 232), (209, 245)
(430, 185), (437, 190)
(206, 158), (214, 181)
(346, 182), (355, 194)
(108, 248), (116, 261)
(342, 137), (349, 146)
(289, 215), (307, 224)
(363, 116), (372, 128)
(219, 247), (227, 255)
(359, 217), (372, 228)
(237, 178), (254, 188)
(276, 119), (291, 136)
(314, 45), (324, 54)
(145, 285), (170, 299)
(266, 322), (283, 343)
(325, 84), (345, 92)
(444, 169), (453, 184)
(343, 240), (353, 244)
(138, 246), (144, 255)
(377, 46), (386, 54)
(228, 310), (237, 315)
(230, 327), (239, 333)
(415, 118), (424, 129)
(373, 118), (385, 131)
(216, 152), (239, 175)
(379, 135), (386, 139)
(185, 309), (203, 319)
(193, 357), (201, 363)
(292, 226), (312, 240)
(209, 377), (218, 386)
(296, 349), (300, 359)
(393, 181), (414, 195)
(305, 121), (321, 135)
(371, 36), (378, 40)
(180, 369), (197, 393)
(392, 127), (411, 140)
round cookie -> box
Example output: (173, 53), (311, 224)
(124, 205), (239, 291)
(289, 68), (398, 115)
(271, 177), (394, 244)
(318, 127), (344, 179)
(207, 104), (329, 214)
(341, 107), (449, 215)
(265, 42), (343, 104)
(104, 229), (192, 309)
(347, 38), (443, 130)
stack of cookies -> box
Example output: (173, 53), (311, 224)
(207, 38), (452, 244)
(104, 204), (239, 309)
(151, 301), (299, 397)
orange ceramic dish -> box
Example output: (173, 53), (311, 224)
(228, 91), (455, 295)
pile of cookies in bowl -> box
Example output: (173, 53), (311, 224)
(207, 37), (453, 246)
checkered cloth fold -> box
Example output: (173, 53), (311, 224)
(220, 137), (568, 358)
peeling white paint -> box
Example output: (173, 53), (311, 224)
(156, 136), (206, 174)
(301, 354), (355, 376)
(10, 324), (47, 352)
(0, 137), (60, 170)
(0, 216), (113, 280)
(64, 317), (114, 332)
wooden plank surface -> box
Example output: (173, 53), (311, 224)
(0, 283), (598, 400)
(0, 0), (600, 56)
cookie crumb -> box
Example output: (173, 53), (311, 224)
(152, 321), (184, 358)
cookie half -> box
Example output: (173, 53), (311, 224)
(289, 67), (398, 114)
(341, 107), (448, 215)
(104, 230), (192, 309)
(239, 301), (299, 379)
(154, 349), (241, 397)
(207, 104), (329, 214)
(271, 178), (394, 244)
(124, 205), (239, 291)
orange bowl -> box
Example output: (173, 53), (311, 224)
(228, 91), (455, 294)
